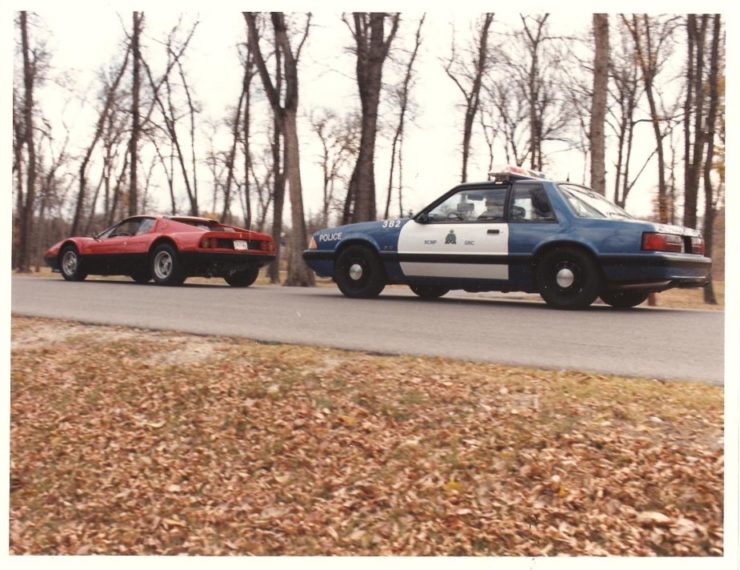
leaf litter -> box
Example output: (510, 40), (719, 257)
(10, 316), (723, 556)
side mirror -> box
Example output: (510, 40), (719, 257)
(415, 212), (429, 224)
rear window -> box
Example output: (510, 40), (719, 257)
(558, 184), (632, 219)
(172, 218), (234, 231)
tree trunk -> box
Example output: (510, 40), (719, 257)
(589, 14), (609, 194)
(344, 13), (399, 223)
(245, 12), (312, 286)
(283, 110), (315, 286)
(17, 12), (37, 272)
(702, 14), (721, 305)
(129, 12), (143, 216)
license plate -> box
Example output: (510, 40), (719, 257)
(233, 240), (249, 250)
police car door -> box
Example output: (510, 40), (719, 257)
(397, 186), (510, 282)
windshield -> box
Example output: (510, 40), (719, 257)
(558, 184), (633, 219)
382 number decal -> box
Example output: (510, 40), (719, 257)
(382, 219), (402, 229)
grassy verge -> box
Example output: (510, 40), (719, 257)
(9, 316), (723, 556)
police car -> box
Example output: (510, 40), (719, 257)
(303, 166), (711, 309)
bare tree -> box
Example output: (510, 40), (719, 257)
(484, 79), (529, 167)
(140, 19), (201, 215)
(589, 14), (609, 194)
(245, 12), (314, 286)
(342, 12), (400, 223)
(607, 19), (644, 207)
(444, 13), (493, 183)
(622, 14), (681, 223)
(71, 46), (131, 236)
(385, 14), (425, 218)
(494, 14), (573, 172)
(311, 109), (359, 226)
(683, 14), (709, 229)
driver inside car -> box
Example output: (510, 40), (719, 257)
(477, 192), (505, 221)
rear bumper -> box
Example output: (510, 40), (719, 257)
(599, 253), (711, 290)
(180, 251), (276, 276)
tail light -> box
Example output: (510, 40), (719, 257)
(691, 237), (705, 255)
(260, 240), (275, 253)
(642, 232), (684, 253)
(199, 237), (218, 249)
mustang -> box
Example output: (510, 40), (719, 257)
(44, 215), (276, 287)
(303, 167), (711, 309)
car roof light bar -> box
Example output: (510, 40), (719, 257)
(488, 164), (548, 182)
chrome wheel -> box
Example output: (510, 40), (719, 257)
(59, 245), (87, 281)
(150, 244), (185, 286)
(62, 250), (78, 276)
(153, 250), (173, 280)
(555, 267), (575, 289)
(349, 263), (364, 281)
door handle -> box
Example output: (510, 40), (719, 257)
(487, 229), (500, 235)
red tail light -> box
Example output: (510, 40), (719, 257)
(691, 237), (705, 255)
(199, 237), (218, 249)
(642, 232), (683, 253)
(260, 240), (275, 253)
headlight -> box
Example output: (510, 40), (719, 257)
(308, 237), (317, 250)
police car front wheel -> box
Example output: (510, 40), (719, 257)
(335, 245), (386, 299)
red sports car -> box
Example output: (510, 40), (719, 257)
(44, 215), (276, 287)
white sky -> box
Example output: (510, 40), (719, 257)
(8, 3), (718, 221)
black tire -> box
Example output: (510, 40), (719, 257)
(224, 267), (259, 287)
(335, 245), (386, 299)
(130, 270), (151, 284)
(536, 247), (601, 309)
(600, 290), (650, 309)
(150, 244), (185, 286)
(59, 245), (87, 281)
(409, 284), (449, 299)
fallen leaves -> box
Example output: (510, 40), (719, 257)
(9, 316), (724, 556)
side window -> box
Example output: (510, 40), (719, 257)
(111, 219), (141, 237)
(137, 218), (155, 235)
(427, 187), (508, 223)
(509, 183), (556, 222)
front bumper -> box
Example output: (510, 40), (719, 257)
(302, 250), (334, 278)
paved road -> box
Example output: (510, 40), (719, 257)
(10, 276), (725, 384)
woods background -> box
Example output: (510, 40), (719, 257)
(11, 11), (726, 302)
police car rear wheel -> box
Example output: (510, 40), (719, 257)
(335, 245), (385, 298)
(409, 285), (449, 299)
(599, 289), (649, 309)
(536, 247), (600, 309)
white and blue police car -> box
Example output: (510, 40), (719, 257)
(303, 166), (711, 309)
